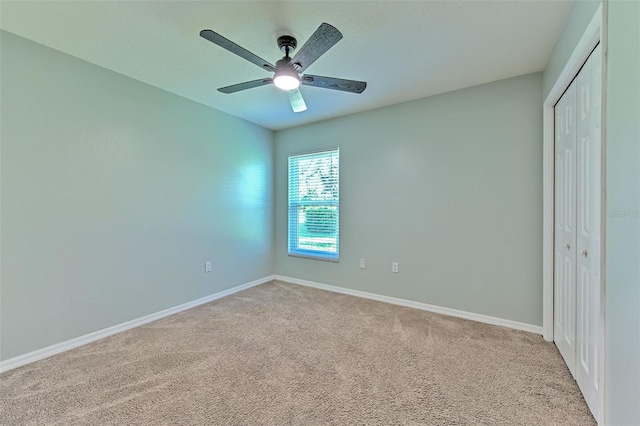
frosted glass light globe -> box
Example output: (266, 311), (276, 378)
(274, 74), (300, 90)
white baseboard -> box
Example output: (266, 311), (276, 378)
(0, 275), (275, 373)
(2, 274), (542, 373)
(274, 275), (543, 335)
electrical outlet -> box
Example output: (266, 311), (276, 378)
(205, 261), (212, 272)
(392, 262), (399, 273)
(360, 258), (366, 269)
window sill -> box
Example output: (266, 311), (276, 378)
(288, 253), (339, 263)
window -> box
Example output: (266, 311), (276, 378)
(288, 148), (339, 261)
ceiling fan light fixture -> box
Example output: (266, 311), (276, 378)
(273, 61), (300, 90)
(200, 23), (366, 112)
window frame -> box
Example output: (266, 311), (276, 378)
(287, 148), (340, 262)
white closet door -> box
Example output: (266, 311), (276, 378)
(575, 43), (602, 419)
(554, 80), (577, 375)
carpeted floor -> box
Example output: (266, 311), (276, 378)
(0, 280), (595, 425)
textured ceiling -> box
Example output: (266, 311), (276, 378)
(0, 1), (573, 131)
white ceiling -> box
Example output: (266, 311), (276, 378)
(0, 1), (572, 131)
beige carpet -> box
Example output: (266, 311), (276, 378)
(0, 280), (595, 425)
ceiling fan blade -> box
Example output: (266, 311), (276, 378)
(301, 75), (367, 94)
(218, 78), (273, 94)
(291, 23), (343, 73)
(286, 88), (307, 113)
(200, 29), (276, 72)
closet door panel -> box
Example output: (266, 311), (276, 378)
(575, 43), (602, 420)
(554, 80), (577, 375)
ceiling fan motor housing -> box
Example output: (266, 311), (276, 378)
(275, 58), (297, 72)
(274, 57), (301, 90)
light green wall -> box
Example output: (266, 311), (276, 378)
(542, 0), (601, 99)
(275, 73), (543, 327)
(0, 31), (274, 360)
(604, 1), (640, 423)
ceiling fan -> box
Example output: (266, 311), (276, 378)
(200, 23), (367, 113)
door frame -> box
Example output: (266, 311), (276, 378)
(542, 3), (606, 423)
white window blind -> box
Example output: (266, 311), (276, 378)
(288, 148), (339, 261)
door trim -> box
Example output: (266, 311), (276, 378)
(542, 3), (605, 424)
